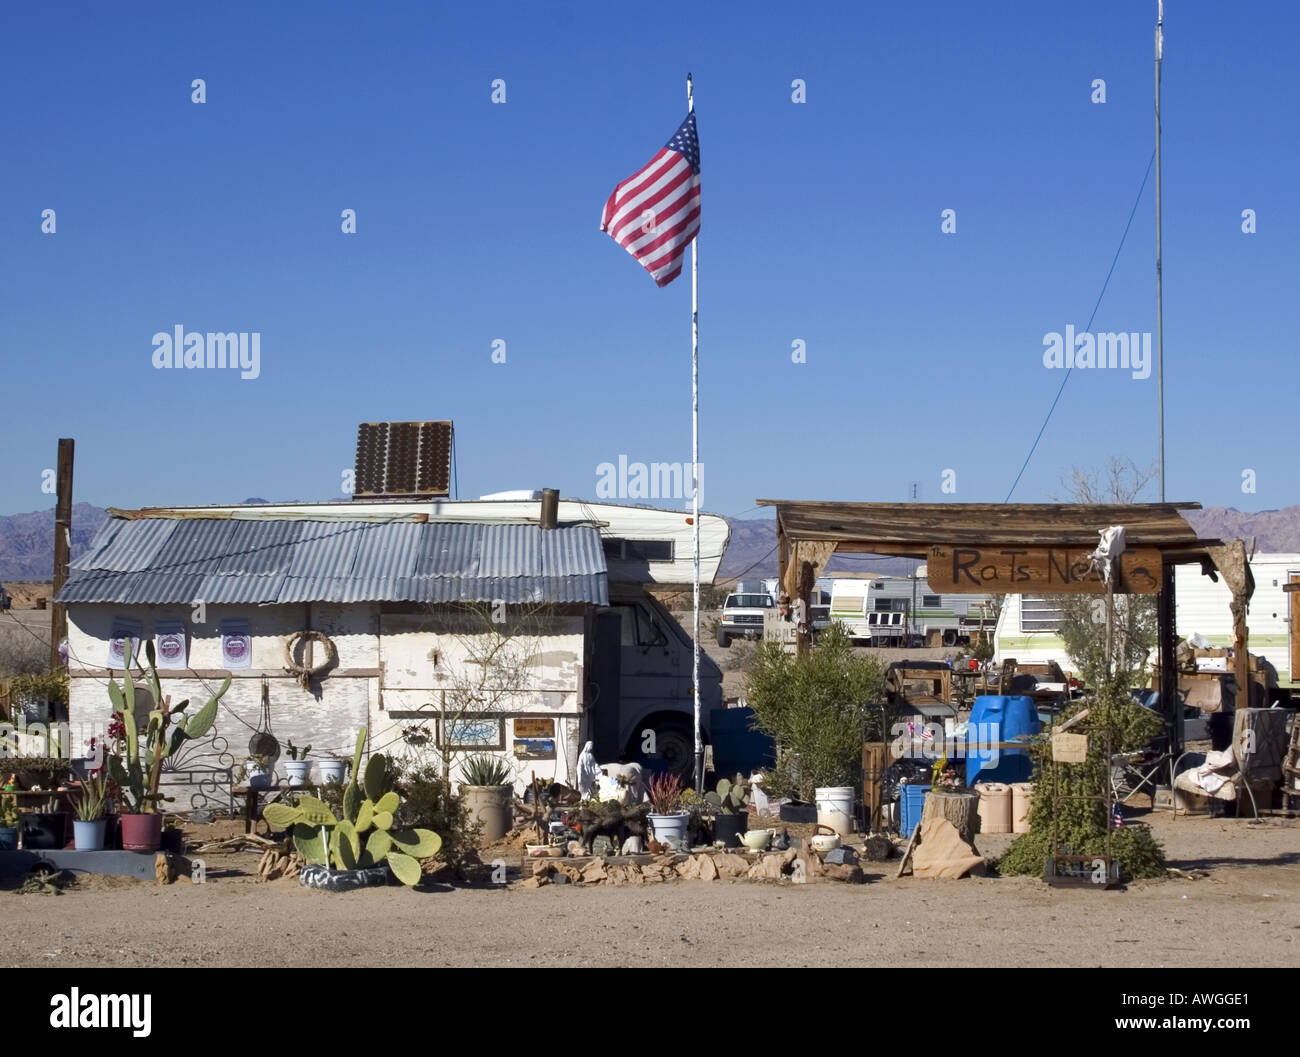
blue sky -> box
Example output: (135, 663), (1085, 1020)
(1, 0), (1295, 521)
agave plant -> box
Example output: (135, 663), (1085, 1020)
(262, 728), (441, 886)
(460, 753), (510, 787)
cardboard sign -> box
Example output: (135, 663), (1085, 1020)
(1052, 732), (1089, 763)
(927, 546), (1162, 594)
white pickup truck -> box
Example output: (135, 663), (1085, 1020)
(716, 590), (775, 647)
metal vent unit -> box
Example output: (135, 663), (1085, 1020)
(353, 421), (453, 499)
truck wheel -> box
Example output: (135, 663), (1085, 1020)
(631, 720), (697, 786)
(715, 626), (730, 648)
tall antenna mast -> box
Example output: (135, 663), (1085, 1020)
(1155, 0), (1166, 501)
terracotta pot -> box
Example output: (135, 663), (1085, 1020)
(120, 813), (163, 853)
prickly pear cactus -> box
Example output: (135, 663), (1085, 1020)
(262, 727), (442, 885)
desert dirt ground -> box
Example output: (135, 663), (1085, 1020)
(2, 811), (1296, 968)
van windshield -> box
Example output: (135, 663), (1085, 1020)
(726, 595), (773, 608)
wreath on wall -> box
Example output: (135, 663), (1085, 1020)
(283, 630), (337, 690)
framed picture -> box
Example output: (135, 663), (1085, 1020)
(513, 738), (556, 761)
(437, 716), (505, 751)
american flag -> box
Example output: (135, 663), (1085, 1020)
(906, 721), (935, 742)
(600, 112), (700, 287)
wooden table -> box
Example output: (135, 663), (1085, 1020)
(232, 782), (326, 834)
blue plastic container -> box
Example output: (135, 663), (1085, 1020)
(899, 784), (931, 836)
(709, 707), (776, 779)
(964, 695), (1040, 786)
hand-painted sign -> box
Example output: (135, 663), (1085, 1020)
(927, 546), (1161, 594)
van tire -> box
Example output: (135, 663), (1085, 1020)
(630, 718), (697, 786)
(716, 626), (730, 648)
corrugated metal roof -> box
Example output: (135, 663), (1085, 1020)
(57, 517), (608, 606)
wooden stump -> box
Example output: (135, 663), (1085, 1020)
(921, 791), (980, 845)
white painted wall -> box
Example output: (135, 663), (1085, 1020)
(65, 601), (588, 809)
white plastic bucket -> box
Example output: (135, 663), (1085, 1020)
(814, 786), (855, 837)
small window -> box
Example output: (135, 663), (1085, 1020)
(874, 598), (892, 612)
(1020, 595), (1064, 634)
(603, 538), (674, 562)
(923, 595), (941, 609)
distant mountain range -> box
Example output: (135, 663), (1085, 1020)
(2, 501), (1298, 583)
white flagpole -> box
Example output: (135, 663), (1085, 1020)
(688, 72), (703, 791)
(1155, 0), (1165, 501)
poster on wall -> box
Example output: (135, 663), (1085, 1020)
(154, 621), (188, 670)
(107, 618), (142, 669)
(220, 619), (252, 669)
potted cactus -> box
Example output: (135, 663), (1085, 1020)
(706, 774), (751, 847)
(262, 728), (441, 887)
(106, 638), (230, 852)
(282, 741), (312, 786)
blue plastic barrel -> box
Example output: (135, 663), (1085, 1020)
(709, 707), (776, 779)
(964, 695), (1040, 786)
(899, 784), (931, 836)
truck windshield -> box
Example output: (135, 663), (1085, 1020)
(725, 595), (773, 608)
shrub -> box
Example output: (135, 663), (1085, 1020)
(392, 761), (481, 868)
(997, 686), (1166, 881)
(745, 623), (887, 801)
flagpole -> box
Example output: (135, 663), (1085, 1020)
(688, 72), (703, 792)
(1155, 0), (1165, 501)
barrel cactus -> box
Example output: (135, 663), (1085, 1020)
(262, 727), (441, 886)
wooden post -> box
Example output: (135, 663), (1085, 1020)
(796, 560), (814, 657)
(1158, 562), (1180, 756)
(1232, 593), (1251, 712)
(50, 438), (74, 672)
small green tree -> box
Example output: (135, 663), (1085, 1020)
(745, 623), (887, 801)
(1001, 457), (1168, 879)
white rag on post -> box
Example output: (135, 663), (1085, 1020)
(1091, 525), (1127, 583)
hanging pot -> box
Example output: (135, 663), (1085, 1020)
(249, 731), (280, 758)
